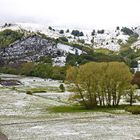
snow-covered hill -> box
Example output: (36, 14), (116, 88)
(0, 34), (83, 66)
(0, 22), (139, 52)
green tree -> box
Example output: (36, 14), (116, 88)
(20, 62), (35, 76)
(66, 62), (132, 109)
(127, 85), (138, 106)
(51, 66), (66, 80)
(32, 63), (52, 78)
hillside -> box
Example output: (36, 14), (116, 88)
(1, 23), (140, 51)
(0, 34), (83, 66)
(0, 22), (140, 69)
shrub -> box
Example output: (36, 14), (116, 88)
(58, 37), (68, 42)
(125, 106), (140, 114)
(12, 87), (16, 90)
(26, 91), (32, 95)
(20, 62), (35, 76)
(97, 29), (104, 34)
(79, 32), (84, 36)
(91, 30), (96, 36)
(51, 66), (66, 80)
(59, 30), (64, 34)
(127, 33), (139, 44)
(117, 39), (122, 45)
(71, 30), (84, 37)
(116, 26), (120, 30)
(0, 29), (23, 48)
(121, 27), (134, 36)
(59, 84), (65, 92)
(48, 26), (52, 30)
(78, 39), (85, 44)
(91, 38), (94, 44)
(66, 29), (69, 33)
(38, 56), (53, 64)
(31, 63), (52, 78)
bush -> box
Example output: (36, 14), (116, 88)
(79, 32), (84, 36)
(71, 30), (84, 37)
(127, 33), (139, 44)
(66, 29), (69, 33)
(48, 26), (52, 30)
(116, 26), (120, 30)
(12, 87), (16, 90)
(97, 30), (104, 34)
(91, 37), (94, 44)
(78, 39), (85, 44)
(20, 62), (35, 76)
(38, 56), (53, 64)
(58, 37), (68, 42)
(117, 39), (122, 45)
(125, 106), (140, 114)
(26, 91), (32, 95)
(0, 29), (24, 48)
(59, 30), (64, 34)
(31, 63), (52, 78)
(59, 84), (65, 92)
(51, 66), (66, 80)
(91, 30), (96, 36)
(121, 27), (134, 36)
(0, 67), (19, 75)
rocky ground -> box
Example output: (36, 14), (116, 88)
(0, 74), (140, 140)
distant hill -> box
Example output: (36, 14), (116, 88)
(0, 22), (140, 68)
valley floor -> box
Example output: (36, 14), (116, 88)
(0, 74), (140, 140)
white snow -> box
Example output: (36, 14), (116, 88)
(57, 43), (82, 55)
(0, 22), (139, 52)
(52, 56), (66, 66)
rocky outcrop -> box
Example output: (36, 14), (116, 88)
(0, 35), (64, 64)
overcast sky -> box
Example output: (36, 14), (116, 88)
(0, 0), (140, 29)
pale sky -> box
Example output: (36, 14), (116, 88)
(0, 0), (140, 29)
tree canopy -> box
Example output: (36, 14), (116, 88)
(66, 62), (132, 109)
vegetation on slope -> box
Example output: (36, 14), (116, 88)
(0, 29), (24, 48)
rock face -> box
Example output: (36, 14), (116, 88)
(0, 35), (64, 64)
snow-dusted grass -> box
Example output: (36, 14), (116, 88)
(1, 113), (140, 140)
(0, 74), (140, 140)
